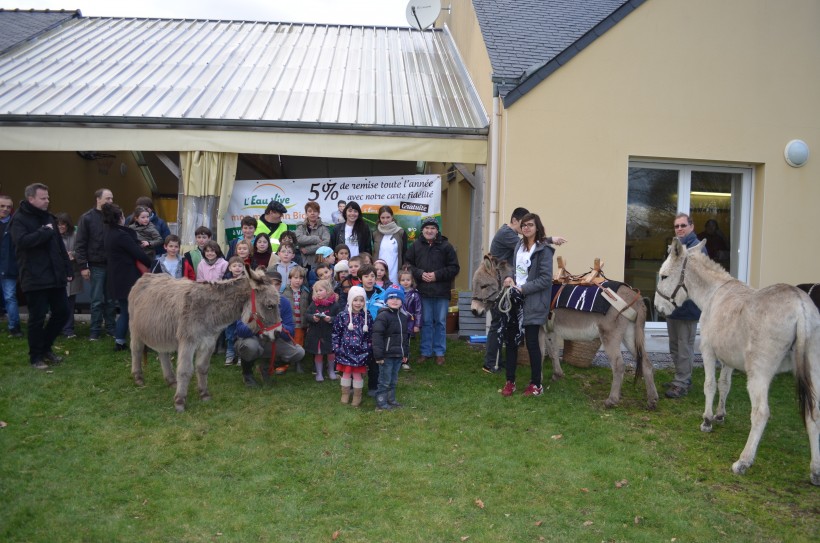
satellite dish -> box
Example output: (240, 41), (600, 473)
(406, 0), (441, 30)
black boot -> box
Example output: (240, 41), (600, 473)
(375, 393), (392, 411)
(387, 389), (403, 409)
(241, 358), (260, 388)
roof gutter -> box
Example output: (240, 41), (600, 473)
(0, 115), (489, 139)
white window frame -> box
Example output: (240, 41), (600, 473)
(629, 159), (754, 331)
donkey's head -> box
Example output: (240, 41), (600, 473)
(654, 238), (705, 316)
(242, 268), (282, 339)
(471, 254), (509, 316)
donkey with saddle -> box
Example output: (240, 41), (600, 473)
(472, 254), (658, 409)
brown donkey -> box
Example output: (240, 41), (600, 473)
(128, 269), (281, 412)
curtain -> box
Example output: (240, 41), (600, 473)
(178, 151), (238, 252)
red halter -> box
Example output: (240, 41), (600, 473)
(247, 289), (282, 334)
(246, 289), (286, 377)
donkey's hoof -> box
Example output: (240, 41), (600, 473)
(200, 392), (212, 402)
(551, 372), (564, 382)
(646, 399), (658, 411)
(700, 420), (713, 432)
(603, 397), (619, 409)
(174, 397), (186, 413)
(811, 471), (820, 486)
(167, 380), (177, 388)
(134, 376), (144, 387)
(732, 460), (750, 475)
(714, 414), (725, 424)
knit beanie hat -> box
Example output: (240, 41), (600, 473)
(346, 285), (368, 331)
(334, 260), (349, 273)
(421, 216), (440, 231)
(384, 285), (406, 304)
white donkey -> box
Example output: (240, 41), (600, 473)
(655, 238), (820, 485)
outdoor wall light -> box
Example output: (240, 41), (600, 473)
(784, 139), (809, 168)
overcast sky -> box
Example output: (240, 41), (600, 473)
(4, 0), (414, 26)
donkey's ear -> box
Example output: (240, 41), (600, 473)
(690, 238), (707, 254)
(248, 267), (266, 286)
(670, 238), (685, 258)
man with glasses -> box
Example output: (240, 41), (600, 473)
(663, 213), (706, 399)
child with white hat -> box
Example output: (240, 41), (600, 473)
(331, 285), (372, 407)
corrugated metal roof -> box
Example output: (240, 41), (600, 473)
(0, 17), (488, 136)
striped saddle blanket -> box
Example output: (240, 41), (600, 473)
(551, 280), (624, 315)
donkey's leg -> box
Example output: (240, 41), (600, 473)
(543, 326), (563, 381)
(808, 389), (820, 486)
(602, 333), (625, 409)
(732, 370), (774, 475)
(174, 343), (196, 413)
(130, 337), (146, 386)
(715, 365), (733, 423)
(805, 348), (820, 486)
(194, 337), (217, 402)
(158, 352), (176, 386)
(700, 346), (719, 432)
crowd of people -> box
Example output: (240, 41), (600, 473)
(0, 188), (465, 410)
(0, 185), (705, 406)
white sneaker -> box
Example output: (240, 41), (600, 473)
(224, 355), (235, 366)
(401, 363), (411, 371)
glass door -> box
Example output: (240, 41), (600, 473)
(625, 161), (752, 322)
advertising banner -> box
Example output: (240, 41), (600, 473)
(225, 174), (441, 244)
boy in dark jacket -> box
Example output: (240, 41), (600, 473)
(372, 285), (410, 411)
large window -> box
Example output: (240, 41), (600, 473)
(625, 161), (752, 322)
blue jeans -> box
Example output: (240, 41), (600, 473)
(63, 294), (76, 335)
(420, 296), (448, 357)
(224, 322), (237, 357)
(1, 277), (20, 330)
(25, 287), (68, 363)
(376, 357), (402, 398)
(89, 267), (116, 336)
(115, 298), (130, 344)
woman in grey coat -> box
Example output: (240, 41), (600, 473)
(501, 213), (555, 397)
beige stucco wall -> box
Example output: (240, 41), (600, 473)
(494, 0), (819, 288)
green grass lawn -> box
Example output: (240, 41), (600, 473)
(1, 326), (818, 542)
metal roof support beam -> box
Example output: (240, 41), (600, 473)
(453, 162), (476, 189)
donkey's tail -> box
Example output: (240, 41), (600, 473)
(633, 296), (648, 384)
(794, 299), (818, 423)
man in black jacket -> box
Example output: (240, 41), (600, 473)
(405, 217), (460, 366)
(75, 188), (116, 340)
(9, 183), (72, 369)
